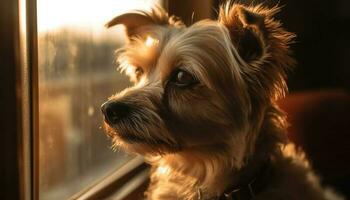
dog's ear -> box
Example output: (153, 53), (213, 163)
(106, 13), (154, 37)
(106, 7), (184, 40)
(218, 4), (266, 63)
(219, 4), (295, 101)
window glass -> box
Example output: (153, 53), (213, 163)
(37, 0), (161, 199)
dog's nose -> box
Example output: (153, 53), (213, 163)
(101, 101), (130, 126)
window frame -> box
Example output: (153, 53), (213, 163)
(0, 0), (35, 199)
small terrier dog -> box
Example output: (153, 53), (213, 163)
(101, 2), (342, 200)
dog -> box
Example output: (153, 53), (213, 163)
(101, 2), (343, 200)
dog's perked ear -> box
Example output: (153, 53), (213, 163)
(218, 4), (266, 63)
(106, 13), (154, 37)
(219, 3), (295, 101)
(106, 7), (184, 40)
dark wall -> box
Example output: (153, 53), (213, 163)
(213, 0), (350, 92)
(168, 0), (213, 26)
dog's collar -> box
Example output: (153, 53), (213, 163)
(197, 178), (258, 200)
(197, 162), (269, 200)
(220, 177), (258, 200)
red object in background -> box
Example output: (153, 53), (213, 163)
(278, 90), (350, 195)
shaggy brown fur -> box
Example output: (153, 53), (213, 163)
(102, 2), (343, 200)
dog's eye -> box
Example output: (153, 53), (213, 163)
(170, 70), (196, 87)
(135, 67), (144, 79)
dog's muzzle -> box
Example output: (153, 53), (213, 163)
(101, 100), (131, 126)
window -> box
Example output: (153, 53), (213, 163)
(36, 0), (161, 199)
(1, 1), (211, 199)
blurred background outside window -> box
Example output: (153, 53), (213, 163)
(37, 0), (161, 199)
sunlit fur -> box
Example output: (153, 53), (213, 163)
(103, 3), (343, 200)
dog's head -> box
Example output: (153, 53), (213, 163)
(101, 3), (294, 162)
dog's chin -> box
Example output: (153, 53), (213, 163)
(104, 123), (181, 155)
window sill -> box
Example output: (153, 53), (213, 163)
(71, 156), (149, 200)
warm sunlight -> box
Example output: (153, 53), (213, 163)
(145, 36), (159, 47)
(36, 1), (162, 198)
(37, 0), (162, 33)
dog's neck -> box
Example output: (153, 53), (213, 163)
(148, 145), (272, 199)
(147, 105), (287, 199)
(149, 148), (238, 197)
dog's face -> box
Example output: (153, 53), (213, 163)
(101, 4), (294, 160)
